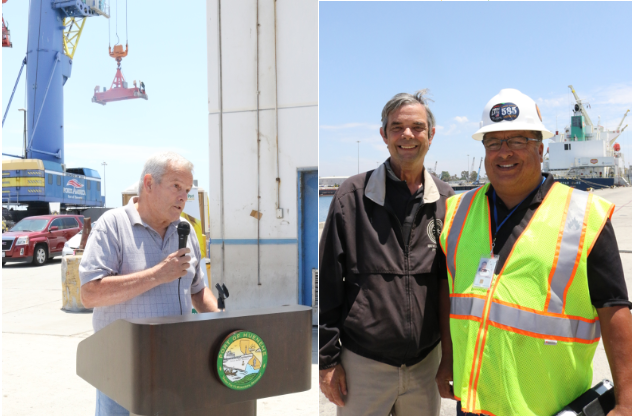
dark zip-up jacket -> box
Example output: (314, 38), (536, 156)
(319, 164), (455, 369)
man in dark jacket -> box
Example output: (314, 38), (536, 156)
(319, 90), (455, 416)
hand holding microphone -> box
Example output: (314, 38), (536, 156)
(155, 223), (191, 283)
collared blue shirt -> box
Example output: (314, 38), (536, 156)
(79, 197), (205, 332)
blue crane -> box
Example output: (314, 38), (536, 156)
(474, 157), (483, 184)
(2, 0), (110, 213)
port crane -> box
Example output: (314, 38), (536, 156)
(569, 85), (594, 127)
(474, 157), (483, 184)
(609, 110), (629, 147)
(2, 0), (12, 48)
(1, 0), (144, 215)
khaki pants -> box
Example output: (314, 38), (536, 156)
(337, 345), (441, 416)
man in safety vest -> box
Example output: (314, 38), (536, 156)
(435, 89), (632, 416)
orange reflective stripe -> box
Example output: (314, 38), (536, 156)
(488, 302), (600, 341)
(587, 202), (614, 256)
(469, 272), (502, 407)
(546, 188), (590, 314)
(450, 293), (487, 299)
(450, 314), (483, 322)
(488, 321), (600, 344)
(444, 193), (463, 289)
(464, 408), (499, 416)
(451, 297), (601, 341)
(486, 197), (492, 253)
(562, 193), (592, 312)
(446, 187), (483, 289)
(491, 297), (599, 323)
(466, 184), (557, 409)
(544, 187), (572, 311)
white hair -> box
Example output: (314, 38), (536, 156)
(139, 151), (194, 194)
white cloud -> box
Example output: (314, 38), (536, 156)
(454, 116), (469, 123)
(591, 84), (632, 106)
(435, 124), (459, 136)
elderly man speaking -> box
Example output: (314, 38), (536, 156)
(319, 90), (454, 416)
(80, 151), (219, 416)
(436, 89), (632, 416)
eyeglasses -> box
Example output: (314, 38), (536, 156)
(482, 136), (541, 151)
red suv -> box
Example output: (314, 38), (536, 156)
(2, 215), (84, 266)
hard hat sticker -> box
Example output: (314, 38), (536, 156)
(490, 103), (519, 122)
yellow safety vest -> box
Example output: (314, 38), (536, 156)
(439, 182), (614, 416)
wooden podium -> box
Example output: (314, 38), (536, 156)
(76, 305), (312, 416)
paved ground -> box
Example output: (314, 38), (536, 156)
(2, 187), (630, 416)
(318, 186), (632, 416)
(1, 259), (319, 416)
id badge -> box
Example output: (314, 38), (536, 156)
(472, 256), (498, 290)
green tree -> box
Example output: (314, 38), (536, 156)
(470, 171), (478, 182)
(440, 171), (451, 182)
(461, 171), (469, 180)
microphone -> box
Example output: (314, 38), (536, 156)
(177, 222), (190, 253)
(176, 222), (190, 315)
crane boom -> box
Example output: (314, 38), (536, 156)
(24, 0), (107, 163)
(608, 110), (630, 147)
(62, 18), (87, 60)
(475, 157), (483, 184)
(568, 85), (594, 127)
(616, 110), (629, 131)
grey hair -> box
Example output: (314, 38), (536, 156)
(381, 89), (436, 137)
(138, 151), (194, 194)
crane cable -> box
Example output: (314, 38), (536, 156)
(116, 0), (120, 45)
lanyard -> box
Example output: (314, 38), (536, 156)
(490, 176), (545, 255)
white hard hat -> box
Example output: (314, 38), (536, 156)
(472, 88), (553, 141)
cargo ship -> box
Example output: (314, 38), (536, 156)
(542, 85), (629, 191)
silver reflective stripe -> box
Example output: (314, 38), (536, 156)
(489, 302), (600, 341)
(547, 190), (590, 313)
(446, 188), (479, 280)
(451, 296), (485, 318)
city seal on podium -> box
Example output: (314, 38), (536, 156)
(217, 330), (268, 390)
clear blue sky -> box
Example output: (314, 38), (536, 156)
(2, 0), (209, 207)
(319, 1), (632, 179)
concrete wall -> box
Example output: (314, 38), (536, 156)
(206, 0), (318, 310)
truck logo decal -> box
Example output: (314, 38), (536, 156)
(67, 179), (84, 188)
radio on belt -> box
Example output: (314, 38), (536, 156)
(554, 379), (615, 416)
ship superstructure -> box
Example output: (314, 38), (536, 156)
(543, 85), (629, 190)
(223, 350), (254, 372)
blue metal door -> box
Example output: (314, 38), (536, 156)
(298, 170), (318, 306)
